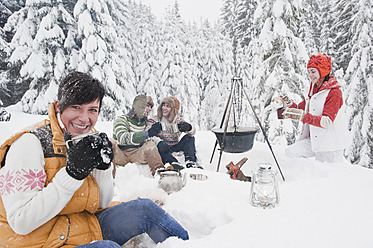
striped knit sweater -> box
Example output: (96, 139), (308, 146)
(113, 109), (148, 149)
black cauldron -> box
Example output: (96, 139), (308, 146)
(212, 126), (258, 153)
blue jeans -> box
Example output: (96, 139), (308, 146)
(160, 135), (196, 164)
(75, 198), (189, 247)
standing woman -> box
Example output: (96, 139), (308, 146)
(273, 53), (350, 163)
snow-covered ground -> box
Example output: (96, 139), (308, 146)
(1, 104), (373, 248)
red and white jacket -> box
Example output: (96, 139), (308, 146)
(290, 76), (350, 152)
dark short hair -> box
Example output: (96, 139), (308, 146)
(57, 71), (105, 113)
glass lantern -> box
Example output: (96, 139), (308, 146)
(249, 163), (280, 209)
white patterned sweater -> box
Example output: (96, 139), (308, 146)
(0, 133), (113, 235)
(147, 115), (196, 147)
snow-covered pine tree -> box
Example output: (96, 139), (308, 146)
(153, 3), (203, 126)
(297, 1), (317, 55)
(1, 0), (149, 119)
(221, 0), (240, 40)
(126, 1), (159, 101)
(0, 1), (32, 107)
(0, 28), (11, 105)
(233, 0), (258, 48)
(197, 22), (234, 130)
(244, 0), (309, 145)
(175, 25), (202, 129)
(4, 0), (76, 114)
(344, 0), (373, 168)
(153, 4), (184, 99)
(302, 0), (322, 53)
(0, 0), (25, 28)
(219, 0), (256, 131)
(73, 0), (138, 120)
(318, 0), (334, 53)
(221, 0), (241, 75)
(329, 0), (359, 73)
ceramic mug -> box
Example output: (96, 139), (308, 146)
(277, 108), (285, 119)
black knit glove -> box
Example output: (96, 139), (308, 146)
(96, 133), (114, 170)
(178, 122), (192, 132)
(66, 135), (103, 180)
(148, 122), (162, 137)
(157, 141), (171, 153)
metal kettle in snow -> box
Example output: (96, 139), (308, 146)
(157, 169), (186, 194)
(249, 163), (279, 209)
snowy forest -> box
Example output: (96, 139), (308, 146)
(0, 0), (372, 168)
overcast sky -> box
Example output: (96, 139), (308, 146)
(135, 0), (223, 23)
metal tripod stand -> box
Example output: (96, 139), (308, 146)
(210, 77), (285, 181)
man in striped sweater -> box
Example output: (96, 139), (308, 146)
(147, 96), (202, 170)
(111, 95), (169, 176)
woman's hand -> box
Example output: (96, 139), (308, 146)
(271, 93), (293, 109)
(283, 108), (305, 121)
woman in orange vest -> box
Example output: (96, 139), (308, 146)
(0, 71), (188, 247)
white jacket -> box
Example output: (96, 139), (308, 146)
(299, 89), (350, 152)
